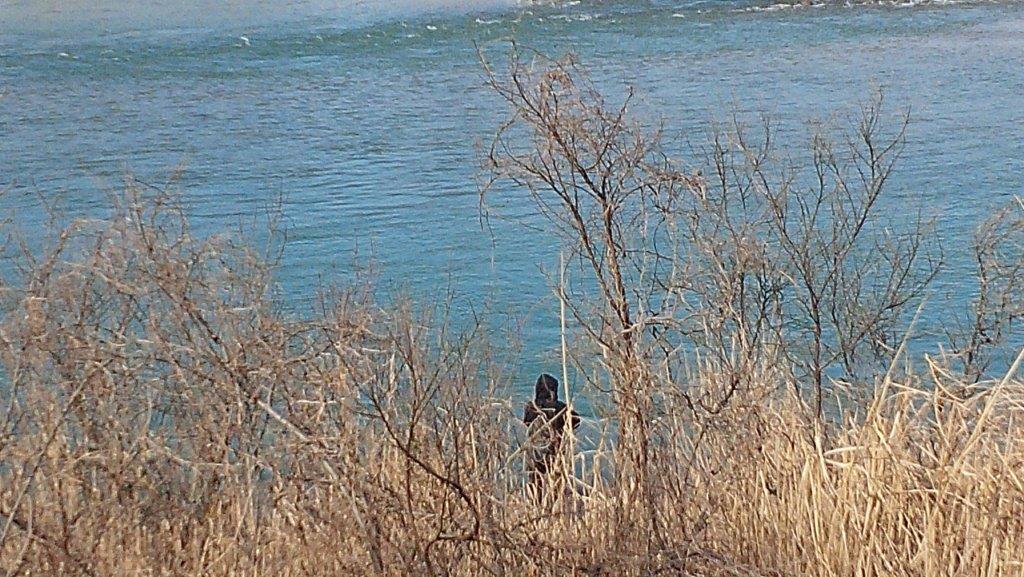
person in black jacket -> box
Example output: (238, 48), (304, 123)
(523, 373), (580, 494)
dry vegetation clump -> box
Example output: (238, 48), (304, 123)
(2, 52), (1023, 576)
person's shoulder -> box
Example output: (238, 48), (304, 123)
(524, 400), (542, 421)
(539, 400), (567, 415)
(527, 398), (570, 417)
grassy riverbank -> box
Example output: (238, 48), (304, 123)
(2, 52), (1023, 576)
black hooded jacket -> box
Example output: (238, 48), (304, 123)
(523, 373), (580, 434)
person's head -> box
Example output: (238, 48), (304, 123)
(535, 373), (559, 403)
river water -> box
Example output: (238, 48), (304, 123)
(2, 0), (1023, 387)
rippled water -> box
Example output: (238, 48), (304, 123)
(2, 0), (1023, 384)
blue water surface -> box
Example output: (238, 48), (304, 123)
(2, 0), (1023, 395)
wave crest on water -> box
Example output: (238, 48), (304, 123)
(739, 0), (1003, 11)
(2, 0), (521, 36)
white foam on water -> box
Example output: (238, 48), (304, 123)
(3, 0), (519, 36)
(736, 0), (989, 12)
(746, 3), (795, 12)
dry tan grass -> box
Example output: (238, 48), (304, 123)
(0, 184), (1021, 577)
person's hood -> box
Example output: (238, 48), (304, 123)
(535, 373), (559, 403)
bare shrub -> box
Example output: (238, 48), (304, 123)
(0, 180), (523, 575)
(946, 197), (1024, 385)
(481, 49), (940, 426)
